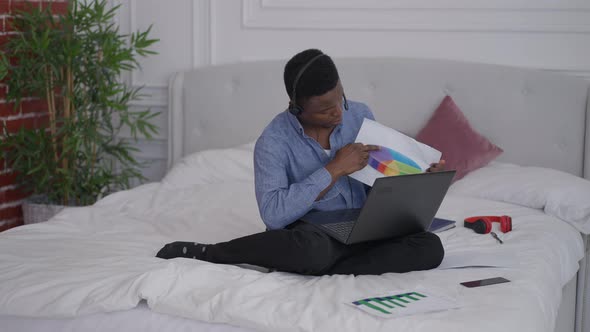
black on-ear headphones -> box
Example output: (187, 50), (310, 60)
(288, 52), (349, 116)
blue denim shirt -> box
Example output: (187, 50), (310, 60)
(254, 101), (376, 230)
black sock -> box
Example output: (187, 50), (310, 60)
(156, 241), (208, 260)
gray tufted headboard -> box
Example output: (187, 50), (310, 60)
(168, 57), (590, 179)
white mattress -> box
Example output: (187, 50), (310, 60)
(0, 157), (587, 332)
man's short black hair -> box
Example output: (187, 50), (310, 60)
(283, 49), (340, 105)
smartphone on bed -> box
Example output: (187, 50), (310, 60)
(460, 277), (510, 288)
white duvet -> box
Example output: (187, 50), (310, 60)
(0, 151), (587, 332)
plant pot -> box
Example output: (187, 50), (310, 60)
(22, 196), (67, 225)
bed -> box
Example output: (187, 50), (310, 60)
(0, 57), (589, 332)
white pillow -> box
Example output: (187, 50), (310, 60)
(449, 162), (590, 233)
(163, 142), (256, 187)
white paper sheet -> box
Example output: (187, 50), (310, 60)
(350, 119), (442, 186)
(347, 290), (460, 318)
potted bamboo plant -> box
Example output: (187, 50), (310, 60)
(0, 0), (159, 223)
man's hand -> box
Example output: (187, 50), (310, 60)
(426, 159), (446, 173)
(325, 143), (380, 179)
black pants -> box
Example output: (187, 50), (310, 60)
(201, 221), (444, 276)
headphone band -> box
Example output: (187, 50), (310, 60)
(464, 216), (508, 223)
(291, 53), (326, 107)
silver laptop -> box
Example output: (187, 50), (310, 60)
(300, 170), (456, 244)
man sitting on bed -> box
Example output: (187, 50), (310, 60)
(156, 49), (446, 275)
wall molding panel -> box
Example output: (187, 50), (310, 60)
(193, 0), (213, 66)
(243, 0), (590, 33)
(260, 0), (590, 11)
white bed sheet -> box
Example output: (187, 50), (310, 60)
(0, 175), (584, 332)
(1, 300), (255, 332)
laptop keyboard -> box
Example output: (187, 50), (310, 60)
(321, 221), (355, 238)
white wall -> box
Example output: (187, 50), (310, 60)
(113, 0), (590, 184)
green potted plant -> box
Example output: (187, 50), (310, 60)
(0, 0), (159, 223)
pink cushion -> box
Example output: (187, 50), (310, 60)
(416, 96), (503, 181)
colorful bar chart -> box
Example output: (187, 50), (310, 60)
(348, 291), (459, 318)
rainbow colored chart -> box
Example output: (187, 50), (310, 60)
(368, 145), (422, 176)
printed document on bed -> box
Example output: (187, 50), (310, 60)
(350, 118), (442, 186)
(347, 290), (460, 318)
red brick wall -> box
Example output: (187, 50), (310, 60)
(0, 0), (68, 232)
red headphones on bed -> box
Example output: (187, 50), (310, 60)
(464, 216), (512, 234)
